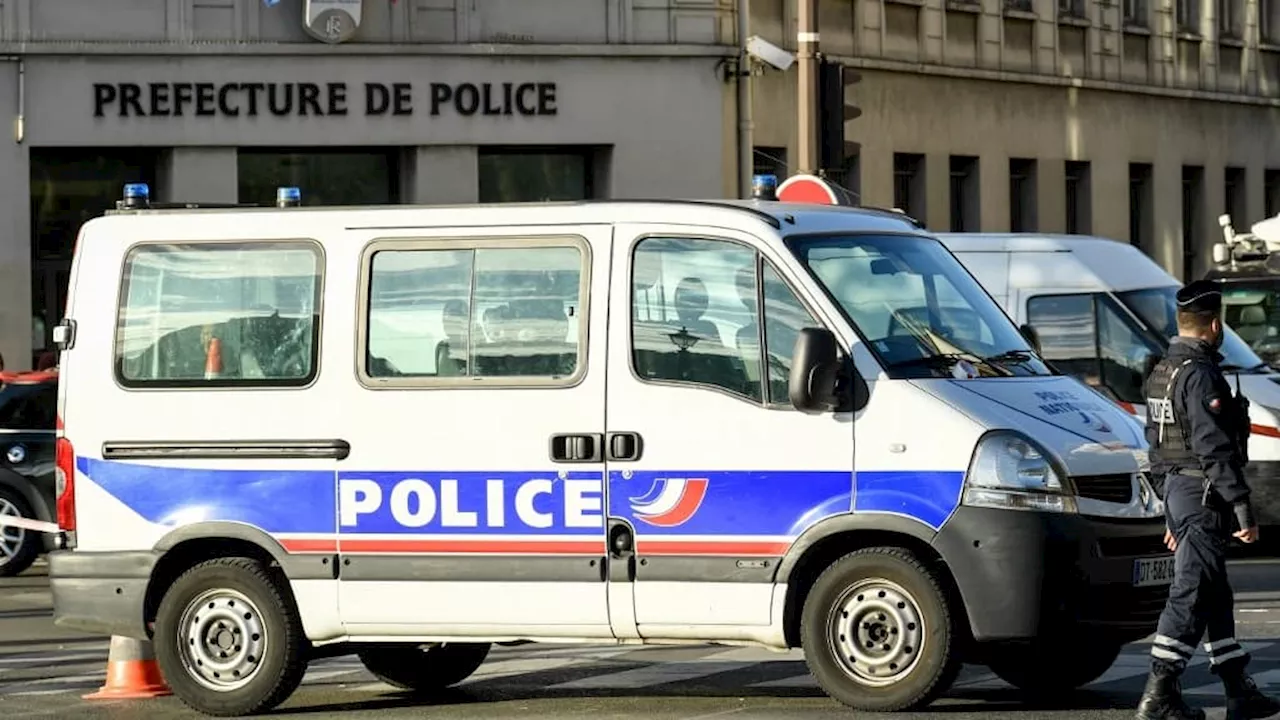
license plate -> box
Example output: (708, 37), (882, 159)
(1133, 556), (1176, 587)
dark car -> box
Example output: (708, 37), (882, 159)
(0, 370), (58, 576)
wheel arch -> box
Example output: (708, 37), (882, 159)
(145, 522), (333, 631)
(0, 469), (53, 523)
(775, 513), (969, 650)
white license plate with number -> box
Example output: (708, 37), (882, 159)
(1133, 556), (1176, 587)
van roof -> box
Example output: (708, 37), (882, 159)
(95, 198), (925, 238)
(932, 232), (1181, 293)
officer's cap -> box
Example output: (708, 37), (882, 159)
(1176, 279), (1223, 315)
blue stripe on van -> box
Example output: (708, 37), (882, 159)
(77, 457), (967, 538)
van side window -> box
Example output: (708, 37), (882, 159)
(114, 242), (321, 388)
(1026, 292), (1157, 405)
(364, 244), (584, 383)
(1026, 294), (1099, 383)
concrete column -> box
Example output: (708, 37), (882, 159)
(406, 146), (479, 204)
(0, 63), (30, 371)
(1195, 163), (1227, 278)
(925, 152), (950, 231)
(1092, 151), (1129, 242)
(1037, 157), (1067, 233)
(859, 141), (895, 209)
(980, 154), (1010, 232)
(1152, 159), (1183, 277)
(157, 148), (238, 204)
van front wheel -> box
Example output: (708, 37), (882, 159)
(800, 547), (961, 712)
(153, 557), (308, 717)
(357, 642), (491, 693)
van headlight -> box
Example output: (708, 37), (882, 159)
(962, 431), (1078, 514)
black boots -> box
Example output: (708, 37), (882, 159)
(1223, 671), (1280, 720)
(1136, 666), (1206, 720)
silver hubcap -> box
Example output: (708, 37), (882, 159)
(827, 578), (925, 687)
(179, 589), (267, 692)
(0, 498), (26, 566)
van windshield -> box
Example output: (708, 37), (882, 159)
(1115, 285), (1270, 372)
(1215, 279), (1280, 367)
(788, 233), (1053, 379)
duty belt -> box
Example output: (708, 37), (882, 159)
(1170, 467), (1207, 478)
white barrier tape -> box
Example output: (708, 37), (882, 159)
(0, 515), (60, 534)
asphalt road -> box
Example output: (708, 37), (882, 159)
(5, 560), (1280, 719)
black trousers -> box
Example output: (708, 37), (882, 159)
(1150, 474), (1248, 675)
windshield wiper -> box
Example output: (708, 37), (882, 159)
(886, 352), (1011, 376)
(984, 349), (1037, 364)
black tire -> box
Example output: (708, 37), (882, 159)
(800, 547), (961, 712)
(0, 486), (39, 578)
(153, 556), (309, 717)
(986, 640), (1122, 694)
(357, 642), (491, 693)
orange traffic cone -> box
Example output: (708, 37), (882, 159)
(83, 635), (172, 700)
(204, 337), (223, 380)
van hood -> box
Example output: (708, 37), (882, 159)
(912, 375), (1146, 477)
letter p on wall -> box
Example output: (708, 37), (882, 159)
(340, 479), (382, 526)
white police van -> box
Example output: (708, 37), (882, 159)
(48, 184), (1171, 716)
(934, 232), (1280, 532)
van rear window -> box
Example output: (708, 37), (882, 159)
(113, 241), (323, 389)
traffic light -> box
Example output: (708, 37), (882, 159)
(817, 59), (862, 177)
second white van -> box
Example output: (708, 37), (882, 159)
(935, 232), (1280, 530)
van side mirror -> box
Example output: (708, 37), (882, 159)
(1019, 323), (1041, 355)
(790, 328), (843, 413)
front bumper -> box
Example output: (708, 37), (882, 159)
(47, 550), (157, 640)
(932, 506), (1169, 644)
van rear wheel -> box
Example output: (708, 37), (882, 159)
(800, 547), (961, 712)
(357, 642), (491, 693)
(153, 557), (308, 717)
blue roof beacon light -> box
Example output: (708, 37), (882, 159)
(276, 186), (302, 208)
(121, 183), (150, 209)
(752, 174), (779, 201)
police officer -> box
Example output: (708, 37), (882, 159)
(1137, 279), (1280, 720)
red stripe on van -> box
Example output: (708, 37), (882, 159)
(636, 540), (792, 556)
(317, 539), (605, 555)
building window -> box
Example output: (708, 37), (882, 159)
(1059, 0), (1086, 18)
(361, 240), (586, 385)
(479, 147), (594, 203)
(893, 153), (925, 220)
(115, 242), (322, 389)
(237, 148), (401, 206)
(753, 146), (788, 178)
(950, 156), (980, 232)
(1219, 0), (1243, 36)
(1124, 0), (1148, 26)
(1006, 0), (1034, 12)
(30, 148), (159, 365)
(1009, 158), (1038, 232)
(1176, 0), (1197, 32)
(1225, 166), (1247, 226)
(1266, 169), (1280, 219)
(1182, 166), (1204, 283)
(1129, 163), (1153, 249)
(1065, 160), (1092, 234)
(1264, 0), (1280, 43)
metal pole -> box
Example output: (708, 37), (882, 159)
(796, 0), (818, 175)
(736, 0), (753, 198)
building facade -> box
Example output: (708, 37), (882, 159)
(746, 0), (1280, 285)
(0, 0), (735, 370)
(1, 0), (1278, 369)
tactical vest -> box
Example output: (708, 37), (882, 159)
(1145, 357), (1198, 469)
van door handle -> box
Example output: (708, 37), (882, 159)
(606, 432), (644, 462)
(548, 433), (603, 463)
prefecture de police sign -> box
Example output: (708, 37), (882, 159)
(338, 472), (605, 533)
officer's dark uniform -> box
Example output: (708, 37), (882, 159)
(1138, 281), (1280, 720)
